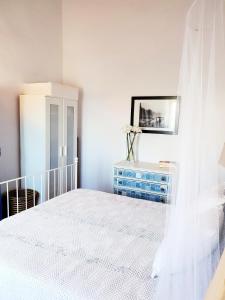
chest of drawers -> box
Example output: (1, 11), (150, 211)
(113, 161), (174, 203)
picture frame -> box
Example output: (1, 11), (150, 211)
(130, 96), (180, 135)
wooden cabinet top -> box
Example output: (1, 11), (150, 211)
(114, 160), (176, 174)
(21, 82), (79, 100)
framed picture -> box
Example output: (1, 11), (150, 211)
(130, 96), (180, 135)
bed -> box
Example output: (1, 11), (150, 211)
(0, 189), (166, 300)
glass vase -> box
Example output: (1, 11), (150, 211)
(126, 134), (136, 162)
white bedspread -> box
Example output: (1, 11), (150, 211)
(0, 189), (165, 300)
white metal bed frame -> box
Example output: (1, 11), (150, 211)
(0, 158), (78, 219)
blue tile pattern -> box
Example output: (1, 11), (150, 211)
(114, 188), (167, 203)
(114, 178), (168, 194)
(114, 168), (169, 183)
(113, 167), (171, 204)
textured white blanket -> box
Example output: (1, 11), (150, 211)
(0, 189), (165, 300)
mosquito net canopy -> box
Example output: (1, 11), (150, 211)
(154, 0), (225, 299)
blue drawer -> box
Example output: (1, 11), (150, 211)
(114, 168), (169, 183)
(114, 178), (168, 194)
(114, 187), (168, 203)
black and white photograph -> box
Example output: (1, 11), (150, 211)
(130, 96), (180, 134)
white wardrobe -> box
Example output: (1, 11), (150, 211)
(20, 83), (79, 196)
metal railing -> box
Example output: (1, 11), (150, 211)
(0, 158), (78, 219)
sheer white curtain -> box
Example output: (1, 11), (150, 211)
(154, 0), (225, 299)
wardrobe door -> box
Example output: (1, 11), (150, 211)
(63, 99), (77, 191)
(46, 97), (63, 197)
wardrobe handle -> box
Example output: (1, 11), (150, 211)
(63, 146), (67, 157)
(59, 146), (63, 157)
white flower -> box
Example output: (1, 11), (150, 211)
(131, 126), (142, 133)
(123, 125), (132, 134)
(123, 125), (142, 134)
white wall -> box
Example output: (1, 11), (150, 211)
(0, 0), (62, 181)
(63, 0), (193, 192)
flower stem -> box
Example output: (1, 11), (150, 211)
(130, 133), (136, 158)
(126, 132), (136, 161)
(126, 133), (130, 160)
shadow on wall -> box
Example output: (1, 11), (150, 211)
(77, 87), (83, 188)
(0, 85), (20, 181)
(62, 82), (83, 188)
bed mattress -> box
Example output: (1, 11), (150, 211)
(0, 189), (166, 300)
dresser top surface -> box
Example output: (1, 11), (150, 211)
(114, 160), (176, 174)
